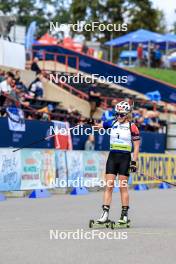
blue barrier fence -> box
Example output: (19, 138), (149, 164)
(0, 118), (166, 153)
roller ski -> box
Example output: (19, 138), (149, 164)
(111, 219), (130, 229)
(89, 205), (112, 229)
(111, 206), (131, 229)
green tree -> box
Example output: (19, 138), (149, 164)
(155, 10), (166, 33)
(70, 0), (166, 42)
(0, 0), (70, 37)
(0, 0), (169, 40)
(70, 0), (126, 41)
(126, 0), (165, 33)
(0, 0), (15, 13)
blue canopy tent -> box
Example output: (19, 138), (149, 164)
(163, 34), (176, 42)
(105, 29), (166, 47)
(105, 29), (176, 64)
(105, 29), (176, 48)
(163, 34), (176, 52)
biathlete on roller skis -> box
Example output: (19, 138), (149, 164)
(90, 101), (140, 228)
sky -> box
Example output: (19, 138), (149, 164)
(152, 0), (175, 29)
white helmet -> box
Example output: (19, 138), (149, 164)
(115, 101), (131, 114)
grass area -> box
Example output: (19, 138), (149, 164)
(130, 67), (176, 86)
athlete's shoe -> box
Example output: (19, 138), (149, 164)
(118, 206), (129, 224)
(96, 210), (109, 224)
(118, 215), (129, 224)
(96, 205), (110, 224)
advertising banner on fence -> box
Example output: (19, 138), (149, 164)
(55, 150), (67, 187)
(83, 151), (99, 187)
(20, 149), (56, 190)
(0, 148), (21, 191)
(98, 151), (108, 180)
(134, 153), (176, 184)
(1, 148), (176, 192)
(66, 151), (83, 187)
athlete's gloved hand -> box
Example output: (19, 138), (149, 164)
(130, 161), (137, 173)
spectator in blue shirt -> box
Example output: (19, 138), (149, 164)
(101, 99), (117, 122)
(155, 45), (162, 68)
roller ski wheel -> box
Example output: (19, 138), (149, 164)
(111, 221), (115, 230)
(89, 219), (111, 229)
(111, 220), (130, 229)
(89, 219), (95, 228)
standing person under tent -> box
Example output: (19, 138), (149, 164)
(94, 101), (140, 225)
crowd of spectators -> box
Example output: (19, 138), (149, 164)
(0, 58), (166, 133)
(83, 100), (165, 150)
(0, 67), (46, 120)
(132, 108), (164, 132)
(137, 43), (162, 68)
(0, 69), (44, 100)
(0, 65), (82, 124)
(101, 99), (165, 133)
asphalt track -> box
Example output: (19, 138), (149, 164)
(0, 188), (176, 264)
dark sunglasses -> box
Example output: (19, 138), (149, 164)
(116, 113), (127, 118)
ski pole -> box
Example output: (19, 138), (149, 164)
(12, 124), (81, 152)
(139, 173), (176, 187)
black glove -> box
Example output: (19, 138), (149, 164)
(130, 161), (137, 173)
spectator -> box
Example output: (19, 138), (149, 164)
(28, 74), (44, 99)
(137, 43), (143, 66)
(82, 41), (89, 54)
(57, 39), (63, 45)
(14, 70), (21, 83)
(0, 71), (14, 94)
(37, 104), (54, 121)
(132, 108), (144, 126)
(78, 116), (87, 125)
(148, 111), (161, 131)
(101, 99), (117, 122)
(84, 134), (95, 150)
(149, 44), (156, 68)
(31, 57), (41, 74)
(139, 110), (160, 132)
(154, 45), (162, 68)
(88, 83), (101, 119)
(4, 77), (30, 108)
(13, 70), (29, 93)
(0, 72), (16, 116)
(0, 69), (5, 82)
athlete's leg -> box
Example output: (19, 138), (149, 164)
(96, 174), (115, 223)
(118, 175), (129, 223)
(103, 173), (115, 205)
(118, 175), (129, 206)
(96, 151), (117, 223)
